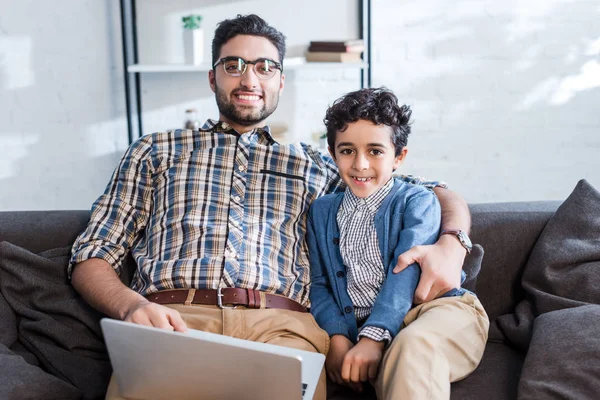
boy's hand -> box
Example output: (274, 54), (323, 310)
(341, 337), (385, 386)
(326, 335), (363, 392)
(394, 234), (464, 303)
(326, 335), (353, 384)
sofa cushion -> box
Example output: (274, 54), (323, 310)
(0, 344), (82, 400)
(0, 287), (17, 346)
(517, 305), (600, 399)
(497, 179), (600, 350)
(451, 342), (524, 400)
(0, 242), (112, 399)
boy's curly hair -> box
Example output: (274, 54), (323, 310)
(323, 87), (412, 156)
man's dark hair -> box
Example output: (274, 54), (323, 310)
(212, 14), (286, 67)
(324, 87), (412, 156)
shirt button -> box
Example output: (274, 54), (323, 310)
(238, 165), (246, 172)
(233, 195), (241, 202)
(333, 238), (340, 245)
(344, 306), (353, 314)
(336, 271), (345, 278)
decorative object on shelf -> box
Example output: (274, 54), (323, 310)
(184, 108), (200, 130)
(182, 14), (203, 65)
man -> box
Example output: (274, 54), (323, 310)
(69, 14), (473, 400)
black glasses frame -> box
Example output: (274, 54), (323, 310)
(213, 56), (283, 79)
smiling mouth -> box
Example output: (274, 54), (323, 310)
(234, 92), (262, 102)
(353, 177), (372, 182)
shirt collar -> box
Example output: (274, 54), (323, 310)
(341, 178), (395, 214)
(202, 119), (277, 144)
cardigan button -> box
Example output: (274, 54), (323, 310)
(344, 306), (353, 314)
(333, 238), (340, 245)
(336, 271), (345, 278)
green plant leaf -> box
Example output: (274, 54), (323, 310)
(182, 14), (202, 30)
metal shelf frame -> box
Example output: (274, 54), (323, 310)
(119, 0), (372, 144)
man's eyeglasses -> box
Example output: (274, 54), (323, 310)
(213, 56), (282, 80)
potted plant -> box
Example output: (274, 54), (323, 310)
(182, 14), (203, 65)
(319, 132), (328, 149)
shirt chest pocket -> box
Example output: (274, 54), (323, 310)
(248, 169), (313, 220)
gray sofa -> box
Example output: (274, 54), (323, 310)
(0, 199), (591, 400)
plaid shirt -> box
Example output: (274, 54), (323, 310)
(338, 179), (394, 343)
(69, 120), (444, 307)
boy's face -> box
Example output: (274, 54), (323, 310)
(330, 120), (407, 198)
(209, 35), (285, 133)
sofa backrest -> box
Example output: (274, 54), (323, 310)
(0, 201), (561, 322)
(0, 210), (90, 253)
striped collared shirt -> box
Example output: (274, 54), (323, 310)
(69, 120), (341, 306)
(337, 179), (394, 342)
(69, 120), (444, 307)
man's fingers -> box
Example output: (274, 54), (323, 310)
(394, 247), (421, 273)
(413, 273), (436, 304)
(126, 311), (151, 326)
(425, 285), (450, 303)
(148, 312), (175, 330)
(167, 311), (188, 332)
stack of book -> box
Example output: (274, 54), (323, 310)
(305, 39), (364, 63)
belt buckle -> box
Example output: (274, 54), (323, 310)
(217, 287), (237, 309)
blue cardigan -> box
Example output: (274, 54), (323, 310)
(307, 179), (441, 342)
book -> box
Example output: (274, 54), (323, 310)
(308, 39), (364, 53)
(305, 51), (363, 63)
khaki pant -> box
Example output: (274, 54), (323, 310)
(374, 293), (489, 400)
(105, 304), (330, 400)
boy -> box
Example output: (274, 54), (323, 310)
(307, 87), (489, 399)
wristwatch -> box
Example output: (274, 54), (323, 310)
(440, 229), (473, 254)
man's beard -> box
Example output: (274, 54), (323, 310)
(215, 84), (279, 127)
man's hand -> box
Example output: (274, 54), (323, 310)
(393, 234), (465, 303)
(124, 299), (188, 333)
(341, 338), (384, 386)
(71, 259), (188, 332)
(326, 335), (363, 392)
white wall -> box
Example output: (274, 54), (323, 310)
(0, 0), (128, 211)
(372, 0), (600, 202)
(1, 0), (599, 210)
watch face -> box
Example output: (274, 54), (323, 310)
(458, 231), (472, 248)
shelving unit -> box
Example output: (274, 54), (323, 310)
(127, 58), (366, 73)
(119, 0), (371, 144)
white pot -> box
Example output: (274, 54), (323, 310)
(183, 28), (204, 65)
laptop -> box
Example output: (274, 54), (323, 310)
(101, 318), (325, 400)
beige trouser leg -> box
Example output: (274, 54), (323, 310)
(374, 293), (489, 400)
(105, 304), (329, 400)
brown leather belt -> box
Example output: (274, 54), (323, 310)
(146, 288), (307, 313)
